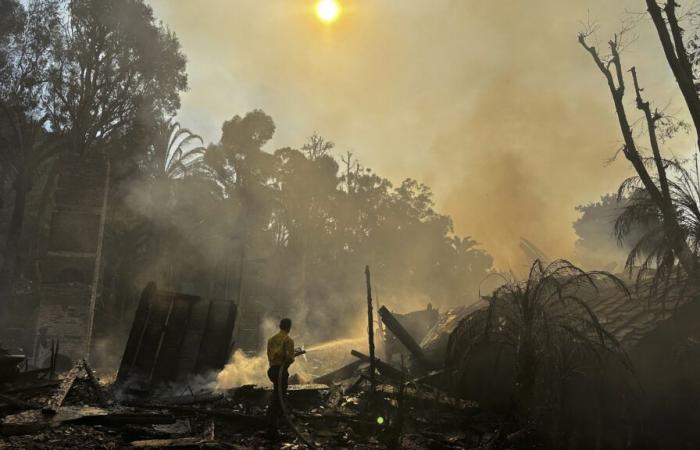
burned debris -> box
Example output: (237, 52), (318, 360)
(116, 283), (238, 388)
(2, 258), (700, 449)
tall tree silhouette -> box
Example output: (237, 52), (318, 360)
(0, 0), (188, 292)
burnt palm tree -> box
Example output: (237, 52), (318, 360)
(448, 259), (632, 425)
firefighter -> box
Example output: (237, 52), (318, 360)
(266, 317), (295, 436)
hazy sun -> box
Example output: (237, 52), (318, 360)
(315, 0), (341, 23)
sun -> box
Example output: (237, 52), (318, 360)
(315, 0), (341, 23)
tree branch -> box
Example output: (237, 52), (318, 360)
(630, 66), (671, 202)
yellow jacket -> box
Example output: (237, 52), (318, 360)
(267, 330), (295, 367)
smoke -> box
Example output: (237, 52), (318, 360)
(216, 317), (277, 389)
(216, 350), (271, 389)
(216, 315), (368, 389)
(147, 0), (696, 269)
(216, 316), (314, 389)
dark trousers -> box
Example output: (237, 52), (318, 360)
(267, 365), (289, 429)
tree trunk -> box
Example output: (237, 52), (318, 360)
(0, 176), (29, 294)
(24, 159), (60, 263)
(515, 331), (537, 419)
(645, 0), (700, 151)
(579, 35), (697, 276)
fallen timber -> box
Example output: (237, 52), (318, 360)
(42, 360), (85, 414)
(1, 406), (175, 436)
(313, 359), (365, 385)
(0, 349), (493, 448)
(378, 305), (437, 370)
(350, 350), (407, 380)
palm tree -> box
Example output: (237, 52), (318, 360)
(447, 259), (632, 429)
(615, 159), (700, 290)
(134, 117), (204, 285)
(140, 117), (204, 182)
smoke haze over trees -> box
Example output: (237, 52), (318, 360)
(0, 0), (494, 342)
(146, 0), (700, 269)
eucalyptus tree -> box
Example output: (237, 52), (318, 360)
(0, 0), (188, 291)
(578, 2), (700, 279)
(0, 0), (63, 289)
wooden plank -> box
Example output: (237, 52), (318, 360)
(118, 288), (238, 386)
(196, 300), (238, 373)
(132, 291), (171, 380)
(116, 283), (157, 384)
(129, 437), (202, 448)
(92, 411), (175, 426)
(2, 407), (174, 436)
(193, 300), (215, 373)
(148, 294), (176, 382)
(152, 295), (192, 382)
(42, 360), (83, 414)
(2, 406), (108, 435)
(175, 298), (210, 376)
(170, 297), (195, 380)
(84, 159), (110, 360)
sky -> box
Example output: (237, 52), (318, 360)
(148, 0), (695, 270)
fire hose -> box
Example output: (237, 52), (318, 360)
(277, 349), (317, 449)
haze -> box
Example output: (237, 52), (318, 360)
(149, 0), (693, 270)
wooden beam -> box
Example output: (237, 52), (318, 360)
(313, 360), (364, 385)
(378, 306), (434, 369)
(365, 266), (376, 394)
(85, 160), (110, 361)
(350, 350), (406, 380)
(42, 360), (84, 414)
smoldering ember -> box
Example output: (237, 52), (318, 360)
(4, 2), (700, 450)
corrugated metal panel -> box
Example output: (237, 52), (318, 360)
(116, 283), (237, 386)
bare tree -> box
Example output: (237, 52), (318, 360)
(578, 26), (697, 276)
(645, 0), (700, 149)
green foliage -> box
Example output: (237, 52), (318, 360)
(48, 0), (188, 152)
(0, 0), (188, 291)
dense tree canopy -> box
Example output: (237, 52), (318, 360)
(0, 0), (188, 290)
(142, 111), (496, 338)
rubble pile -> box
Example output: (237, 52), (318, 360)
(0, 290), (553, 449)
(0, 340), (537, 449)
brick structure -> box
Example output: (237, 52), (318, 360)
(32, 153), (109, 367)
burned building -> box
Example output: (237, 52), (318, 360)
(30, 153), (110, 369)
(116, 283), (238, 387)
